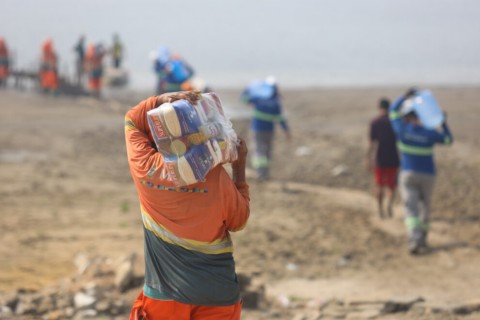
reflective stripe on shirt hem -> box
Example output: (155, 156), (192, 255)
(141, 208), (233, 254)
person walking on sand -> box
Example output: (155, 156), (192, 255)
(389, 88), (453, 255)
(73, 35), (85, 86)
(0, 37), (10, 88)
(111, 33), (124, 69)
(84, 43), (105, 98)
(155, 51), (195, 95)
(241, 76), (290, 181)
(39, 38), (59, 95)
(366, 98), (400, 219)
(125, 90), (250, 320)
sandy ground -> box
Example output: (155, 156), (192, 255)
(0, 86), (479, 319)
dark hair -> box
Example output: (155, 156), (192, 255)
(405, 87), (418, 98)
(379, 98), (390, 110)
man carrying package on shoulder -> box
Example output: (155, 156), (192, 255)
(125, 90), (250, 320)
(241, 76), (290, 181)
(389, 88), (453, 255)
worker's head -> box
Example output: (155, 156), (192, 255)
(403, 111), (420, 125)
(265, 75), (276, 86)
(265, 75), (279, 98)
(405, 87), (418, 98)
(378, 98), (390, 113)
(400, 99), (420, 125)
(42, 38), (53, 53)
(171, 52), (182, 60)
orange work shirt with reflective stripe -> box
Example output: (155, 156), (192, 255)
(125, 96), (250, 244)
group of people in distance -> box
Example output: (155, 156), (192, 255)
(73, 34), (124, 97)
(367, 87), (453, 255)
(151, 45), (199, 95)
(0, 35), (124, 97)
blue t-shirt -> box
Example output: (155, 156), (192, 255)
(389, 96), (453, 175)
(241, 88), (289, 133)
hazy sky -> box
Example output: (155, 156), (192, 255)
(2, 0), (480, 88)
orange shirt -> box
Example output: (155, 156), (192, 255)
(125, 96), (250, 245)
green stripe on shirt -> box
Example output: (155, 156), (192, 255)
(397, 142), (433, 156)
(254, 110), (284, 122)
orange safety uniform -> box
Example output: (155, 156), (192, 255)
(84, 44), (104, 93)
(40, 39), (59, 91)
(125, 96), (250, 320)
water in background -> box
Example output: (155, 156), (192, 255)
(2, 0), (480, 90)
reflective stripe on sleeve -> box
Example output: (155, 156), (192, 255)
(125, 117), (136, 131)
(405, 217), (429, 231)
(397, 142), (433, 156)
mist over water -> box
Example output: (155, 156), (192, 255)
(2, 0), (480, 89)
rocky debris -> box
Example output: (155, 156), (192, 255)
(1, 252), (479, 320)
(0, 254), (266, 319)
(331, 164), (349, 177)
(381, 295), (424, 313)
(114, 253), (136, 292)
(444, 299), (480, 315)
(252, 295), (480, 320)
(238, 273), (266, 309)
(0, 253), (135, 319)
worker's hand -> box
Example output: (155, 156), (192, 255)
(156, 90), (202, 106)
(232, 138), (248, 170)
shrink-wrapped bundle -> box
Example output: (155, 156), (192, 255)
(147, 92), (238, 186)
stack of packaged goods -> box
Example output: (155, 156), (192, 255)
(147, 92), (238, 186)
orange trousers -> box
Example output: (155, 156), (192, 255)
(89, 77), (101, 92)
(130, 291), (242, 320)
(40, 70), (58, 90)
(0, 66), (8, 79)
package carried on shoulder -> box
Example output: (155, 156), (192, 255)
(147, 92), (238, 186)
(405, 90), (445, 129)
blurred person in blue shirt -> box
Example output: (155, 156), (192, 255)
(151, 46), (194, 95)
(241, 76), (290, 181)
(389, 88), (453, 255)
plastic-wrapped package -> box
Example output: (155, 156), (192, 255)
(147, 92), (238, 186)
(404, 90), (445, 129)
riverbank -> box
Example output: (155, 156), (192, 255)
(0, 86), (479, 319)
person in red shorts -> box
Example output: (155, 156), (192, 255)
(366, 98), (400, 218)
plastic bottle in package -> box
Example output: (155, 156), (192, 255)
(409, 90), (445, 129)
(147, 92), (238, 186)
